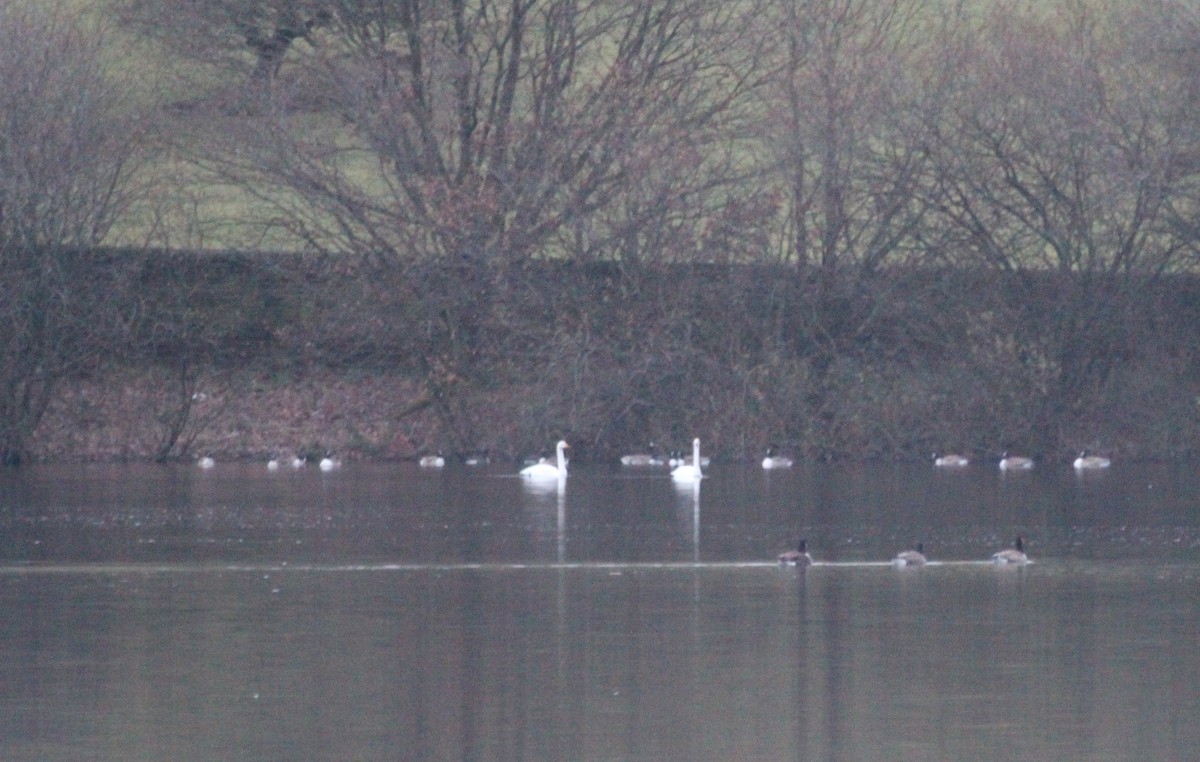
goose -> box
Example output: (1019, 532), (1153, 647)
(318, 452), (342, 471)
(762, 446), (794, 470)
(992, 535), (1029, 564)
(778, 538), (813, 566)
(419, 452), (446, 468)
(197, 454), (215, 469)
(520, 440), (569, 479)
(999, 452), (1034, 471)
(671, 438), (704, 482)
(893, 542), (927, 567)
(266, 453), (280, 471)
(933, 452), (969, 467)
(1073, 450), (1111, 470)
(290, 454), (307, 469)
(463, 451), (490, 466)
(620, 443), (664, 467)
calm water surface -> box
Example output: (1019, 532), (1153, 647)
(0, 460), (1197, 760)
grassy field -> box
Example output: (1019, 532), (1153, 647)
(49, 0), (1144, 258)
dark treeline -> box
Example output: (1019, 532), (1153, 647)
(7, 247), (1200, 464)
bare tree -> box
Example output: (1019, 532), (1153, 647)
(925, 2), (1200, 451)
(115, 0), (331, 96)
(175, 0), (761, 451)
(748, 0), (951, 454)
(0, 6), (154, 463)
(1124, 0), (1200, 251)
(763, 0), (934, 272)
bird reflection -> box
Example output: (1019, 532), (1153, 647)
(522, 473), (566, 562)
(674, 478), (701, 563)
(557, 484), (565, 563)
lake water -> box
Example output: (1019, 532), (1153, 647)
(0, 460), (1197, 760)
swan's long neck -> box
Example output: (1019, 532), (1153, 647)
(693, 438), (702, 477)
(556, 442), (567, 474)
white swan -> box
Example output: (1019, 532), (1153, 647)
(671, 438), (703, 482)
(893, 542), (927, 567)
(999, 452), (1034, 471)
(1073, 451), (1111, 470)
(933, 452), (969, 467)
(992, 535), (1029, 564)
(520, 440), (569, 479)
(762, 446), (794, 469)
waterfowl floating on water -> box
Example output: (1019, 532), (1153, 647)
(992, 535), (1029, 564)
(893, 543), (927, 567)
(762, 446), (794, 470)
(1073, 451), (1111, 470)
(933, 452), (969, 467)
(671, 438), (704, 482)
(778, 539), (813, 566)
(520, 440), (569, 480)
(669, 449), (711, 468)
(620, 443), (664, 467)
(419, 452), (446, 468)
(999, 452), (1034, 471)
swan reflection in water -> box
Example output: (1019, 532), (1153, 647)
(672, 474), (701, 563)
(520, 458), (566, 563)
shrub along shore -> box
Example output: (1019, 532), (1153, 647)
(9, 248), (1200, 465)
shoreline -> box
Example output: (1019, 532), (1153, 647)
(30, 365), (437, 465)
